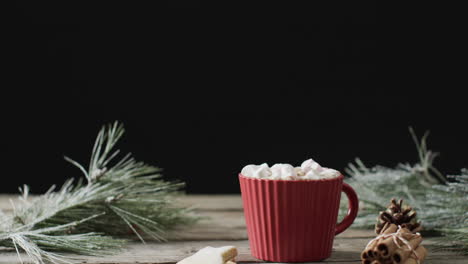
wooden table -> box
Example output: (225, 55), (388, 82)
(0, 195), (465, 263)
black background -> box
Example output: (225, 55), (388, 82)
(2, 2), (466, 193)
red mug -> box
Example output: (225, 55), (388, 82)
(239, 173), (358, 262)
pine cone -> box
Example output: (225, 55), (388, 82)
(375, 198), (422, 234)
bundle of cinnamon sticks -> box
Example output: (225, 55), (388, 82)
(361, 223), (427, 264)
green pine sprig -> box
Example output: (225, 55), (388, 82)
(341, 128), (468, 254)
(0, 122), (197, 264)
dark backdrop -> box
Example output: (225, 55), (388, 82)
(2, 2), (466, 193)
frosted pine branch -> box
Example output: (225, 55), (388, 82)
(0, 121), (197, 263)
(341, 128), (468, 254)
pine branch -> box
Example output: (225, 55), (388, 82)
(0, 121), (197, 263)
(341, 128), (468, 254)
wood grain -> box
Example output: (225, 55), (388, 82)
(0, 195), (464, 264)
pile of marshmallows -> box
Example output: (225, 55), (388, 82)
(241, 159), (341, 180)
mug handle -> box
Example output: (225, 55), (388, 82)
(335, 182), (359, 235)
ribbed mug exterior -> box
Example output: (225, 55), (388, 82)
(239, 174), (345, 262)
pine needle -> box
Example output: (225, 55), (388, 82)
(341, 128), (468, 254)
(0, 121), (197, 263)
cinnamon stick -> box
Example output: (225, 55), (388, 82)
(382, 223), (398, 235)
(376, 226), (407, 257)
(377, 237), (398, 257)
(376, 226), (416, 258)
(362, 224), (398, 262)
(392, 234), (423, 263)
(380, 257), (393, 264)
(402, 245), (427, 264)
(374, 224), (399, 257)
(362, 224), (426, 264)
(364, 240), (379, 260)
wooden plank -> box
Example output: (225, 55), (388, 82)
(168, 210), (376, 241)
(0, 195), (375, 241)
(0, 195), (465, 264)
(0, 238), (464, 264)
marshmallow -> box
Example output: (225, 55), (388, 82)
(241, 159), (340, 180)
(318, 168), (341, 179)
(252, 163), (271, 178)
(294, 167), (305, 177)
(241, 163), (271, 178)
(301, 158), (323, 174)
(304, 170), (322, 180)
(240, 165), (257, 178)
(271, 164), (296, 180)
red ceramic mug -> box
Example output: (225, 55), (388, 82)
(239, 173), (358, 262)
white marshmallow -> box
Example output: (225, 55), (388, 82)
(241, 164), (257, 177)
(271, 164), (296, 180)
(319, 168), (341, 179)
(241, 159), (340, 180)
(294, 167), (305, 177)
(252, 163), (271, 178)
(301, 158), (322, 173)
(304, 170), (321, 180)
